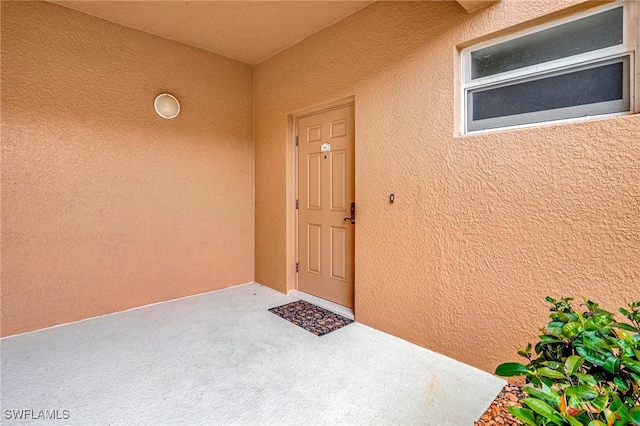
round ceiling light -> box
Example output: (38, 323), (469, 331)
(154, 93), (180, 119)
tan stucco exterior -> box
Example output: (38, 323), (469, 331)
(1, 2), (254, 336)
(254, 0), (640, 373)
(456, 0), (500, 13)
(48, 1), (373, 66)
(2, 0), (638, 375)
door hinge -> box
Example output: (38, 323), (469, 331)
(296, 199), (299, 209)
(296, 262), (299, 273)
(295, 136), (299, 146)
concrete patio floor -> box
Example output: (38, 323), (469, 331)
(1, 283), (504, 425)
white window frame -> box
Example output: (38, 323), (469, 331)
(460, 1), (637, 134)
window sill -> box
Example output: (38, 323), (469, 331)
(455, 110), (635, 138)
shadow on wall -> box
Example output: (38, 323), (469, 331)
(1, 1), (254, 337)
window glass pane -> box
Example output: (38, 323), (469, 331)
(471, 59), (626, 121)
(471, 7), (623, 79)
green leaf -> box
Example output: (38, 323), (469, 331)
(506, 407), (538, 426)
(611, 394), (631, 423)
(566, 416), (584, 426)
(567, 395), (583, 411)
(596, 338), (618, 351)
(522, 398), (563, 425)
(537, 367), (566, 379)
(588, 313), (613, 330)
(610, 394), (623, 412)
(566, 385), (599, 400)
(621, 357), (640, 374)
(523, 384), (560, 404)
(619, 308), (632, 316)
(495, 362), (530, 377)
(574, 373), (597, 387)
(614, 339), (635, 357)
(584, 298), (598, 311)
(542, 361), (563, 370)
(587, 421), (607, 426)
(528, 376), (543, 386)
(517, 344), (533, 359)
(613, 376), (629, 391)
(552, 312), (572, 323)
(612, 322), (639, 332)
(547, 322), (566, 338)
(563, 322), (583, 338)
(576, 346), (606, 366)
(585, 316), (609, 331)
(582, 332), (606, 351)
(630, 407), (640, 425)
(615, 328), (632, 342)
(586, 395), (609, 412)
(539, 335), (562, 344)
(565, 355), (584, 375)
(604, 408), (616, 426)
(603, 356), (621, 373)
(539, 377), (554, 387)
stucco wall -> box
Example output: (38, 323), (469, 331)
(1, 2), (254, 336)
(254, 0), (640, 372)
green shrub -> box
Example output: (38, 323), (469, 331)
(495, 297), (640, 426)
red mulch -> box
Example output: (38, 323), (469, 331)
(475, 385), (526, 425)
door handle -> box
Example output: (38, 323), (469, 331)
(343, 202), (355, 224)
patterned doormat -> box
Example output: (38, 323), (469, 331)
(268, 300), (354, 336)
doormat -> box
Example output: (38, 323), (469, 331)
(268, 300), (353, 336)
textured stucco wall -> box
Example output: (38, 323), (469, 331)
(254, 0), (640, 373)
(1, 2), (254, 336)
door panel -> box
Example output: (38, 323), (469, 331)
(307, 224), (322, 274)
(307, 153), (322, 210)
(307, 124), (322, 142)
(298, 104), (355, 308)
(330, 150), (347, 211)
(330, 226), (346, 281)
(330, 119), (347, 138)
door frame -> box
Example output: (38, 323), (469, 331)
(288, 96), (355, 309)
